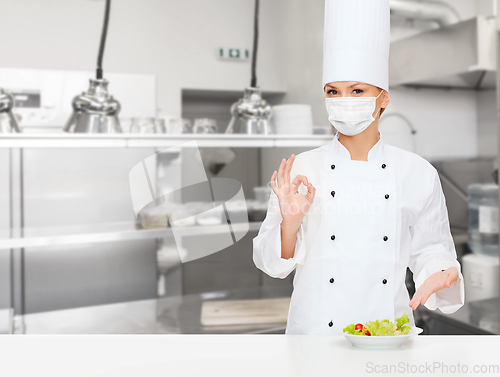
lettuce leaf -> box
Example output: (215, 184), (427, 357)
(343, 312), (412, 336)
(364, 319), (398, 336)
(395, 312), (410, 330)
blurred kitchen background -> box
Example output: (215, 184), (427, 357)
(0, 0), (499, 335)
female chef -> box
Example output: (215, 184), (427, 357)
(252, 0), (464, 335)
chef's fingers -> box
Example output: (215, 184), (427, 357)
(411, 300), (421, 310)
(444, 273), (456, 288)
(409, 295), (418, 310)
(409, 288), (429, 310)
(270, 170), (279, 197)
(409, 294), (424, 311)
(306, 182), (316, 202)
(284, 154), (295, 186)
(291, 174), (308, 193)
(448, 267), (459, 284)
(277, 158), (286, 190)
(408, 297), (418, 310)
(418, 291), (432, 306)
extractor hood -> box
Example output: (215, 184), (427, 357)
(389, 16), (497, 90)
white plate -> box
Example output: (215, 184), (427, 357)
(339, 327), (424, 349)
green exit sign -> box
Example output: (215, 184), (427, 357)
(219, 48), (250, 61)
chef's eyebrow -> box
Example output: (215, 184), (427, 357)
(325, 83), (364, 90)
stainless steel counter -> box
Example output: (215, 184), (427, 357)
(14, 285), (293, 334)
(14, 284), (500, 335)
(416, 297), (500, 335)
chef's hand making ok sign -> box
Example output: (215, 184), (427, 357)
(408, 266), (459, 310)
(270, 154), (316, 230)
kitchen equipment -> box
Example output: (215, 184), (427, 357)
(157, 243), (182, 272)
(379, 113), (418, 153)
(339, 327), (424, 348)
(253, 183), (272, 204)
(226, 87), (273, 135)
(198, 147), (236, 175)
(200, 297), (290, 326)
(181, 119), (192, 133)
(0, 308), (13, 334)
(467, 183), (499, 256)
(195, 202), (223, 226)
(272, 104), (313, 135)
(138, 203), (169, 229)
(64, 0), (123, 133)
(0, 68), (155, 131)
(168, 202), (198, 227)
(224, 199), (248, 224)
(193, 118), (218, 134)
(168, 118), (191, 134)
(390, 16), (496, 90)
(119, 117), (133, 133)
(130, 117), (156, 133)
(391, 0), (460, 27)
(462, 253), (499, 302)
(247, 200), (267, 222)
(0, 89), (20, 133)
(154, 118), (167, 133)
(225, 0), (273, 135)
(64, 78), (122, 133)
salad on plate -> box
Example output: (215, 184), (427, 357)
(343, 312), (411, 336)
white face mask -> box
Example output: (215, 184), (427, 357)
(325, 89), (384, 136)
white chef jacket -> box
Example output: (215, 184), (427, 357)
(253, 130), (465, 335)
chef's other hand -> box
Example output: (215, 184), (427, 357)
(408, 267), (459, 311)
(270, 154), (316, 231)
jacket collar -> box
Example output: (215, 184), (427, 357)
(330, 130), (385, 162)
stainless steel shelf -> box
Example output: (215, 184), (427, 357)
(0, 221), (263, 250)
(14, 285), (292, 334)
(0, 134), (333, 148)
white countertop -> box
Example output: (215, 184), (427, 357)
(1, 334), (499, 376)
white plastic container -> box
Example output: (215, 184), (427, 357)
(468, 183), (499, 256)
(253, 184), (272, 204)
(462, 253), (499, 302)
(169, 202), (198, 227)
(195, 202), (223, 226)
(138, 203), (168, 228)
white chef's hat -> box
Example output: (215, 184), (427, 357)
(323, 0), (390, 92)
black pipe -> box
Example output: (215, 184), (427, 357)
(96, 0), (111, 80)
(250, 0), (259, 88)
